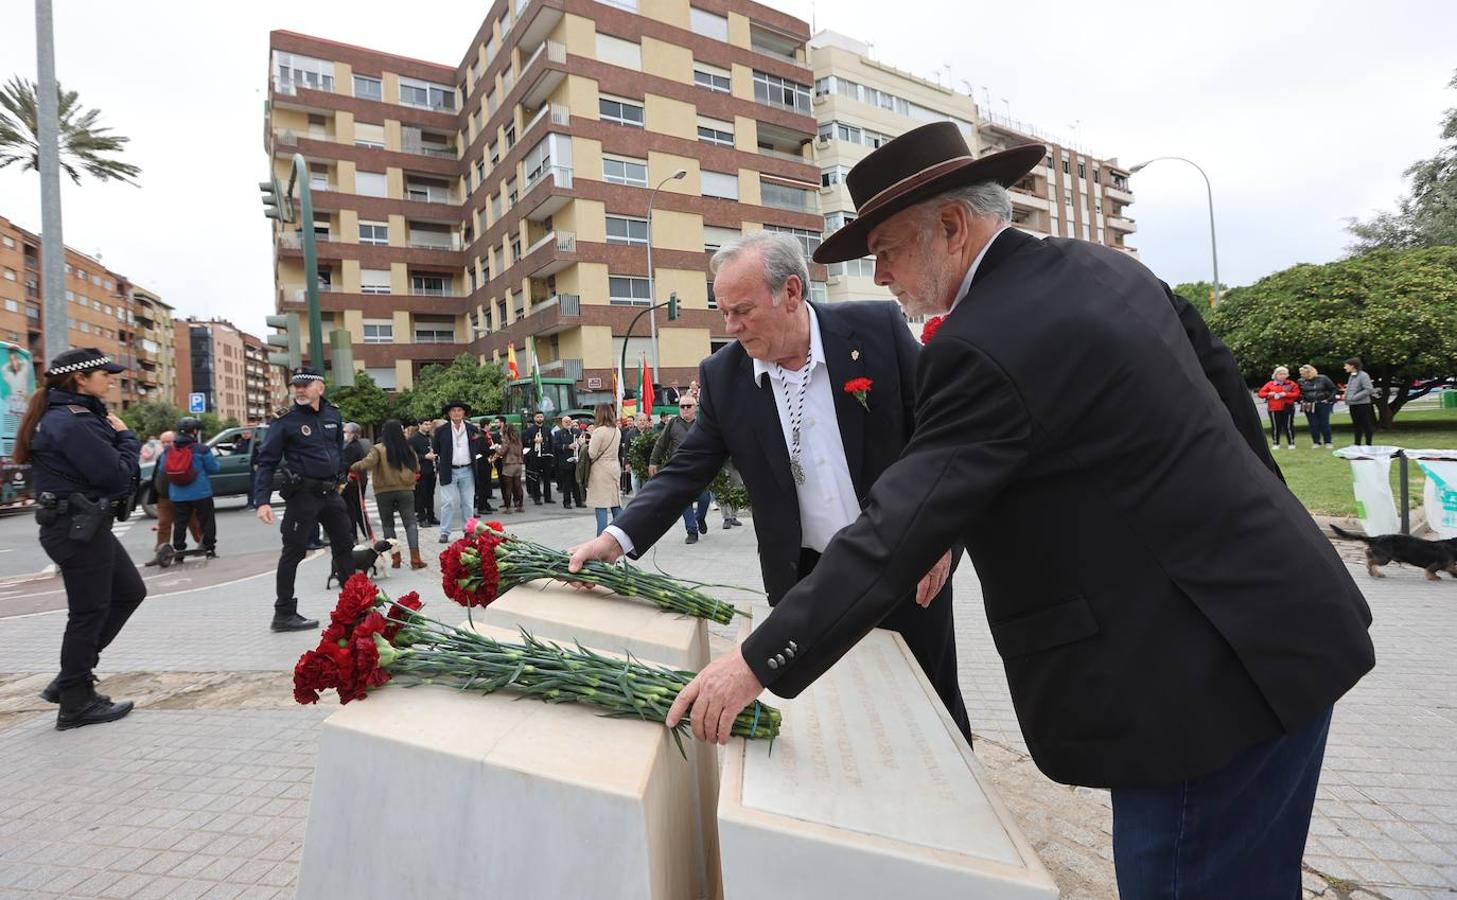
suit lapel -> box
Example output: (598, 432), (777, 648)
(742, 353), (796, 494)
(969, 227), (1034, 291)
(815, 303), (869, 499)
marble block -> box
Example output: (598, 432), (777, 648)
(297, 623), (721, 900)
(478, 579), (712, 670)
(718, 609), (1059, 899)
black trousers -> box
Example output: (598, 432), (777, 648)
(415, 467), (437, 524)
(170, 497), (216, 551)
(40, 522), (147, 692)
(795, 547), (973, 743)
(528, 458), (554, 501)
(474, 461), (496, 510)
(1349, 403), (1377, 445)
(556, 465), (583, 506)
(276, 489), (355, 609)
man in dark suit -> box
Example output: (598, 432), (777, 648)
(551, 415), (585, 508)
(430, 402), (485, 542)
(569, 230), (971, 741)
(663, 123), (1375, 895)
(409, 417), (437, 526)
(522, 411), (554, 504)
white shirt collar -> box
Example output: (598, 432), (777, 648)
(947, 225), (1010, 315)
(752, 303), (825, 386)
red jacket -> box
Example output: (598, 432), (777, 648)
(1258, 379), (1301, 412)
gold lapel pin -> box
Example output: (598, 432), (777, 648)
(851, 349), (860, 361)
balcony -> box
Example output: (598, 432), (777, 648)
(522, 230), (577, 278)
(1107, 216), (1137, 233)
(521, 41), (568, 109)
(1010, 190), (1049, 212)
(1105, 185), (1135, 204)
(760, 181), (817, 213)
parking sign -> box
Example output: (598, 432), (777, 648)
(188, 393), (206, 414)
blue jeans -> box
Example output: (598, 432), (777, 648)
(438, 466), (475, 537)
(594, 506), (623, 535)
(1111, 707), (1332, 899)
(1305, 403), (1333, 445)
(681, 491), (711, 536)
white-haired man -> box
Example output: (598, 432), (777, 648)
(569, 229), (972, 741)
(662, 122), (1375, 896)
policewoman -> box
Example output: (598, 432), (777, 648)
(252, 367), (356, 632)
(12, 348), (143, 730)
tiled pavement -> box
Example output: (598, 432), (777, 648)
(0, 512), (1454, 897)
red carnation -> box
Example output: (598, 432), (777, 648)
(292, 648), (339, 705)
(331, 574), (382, 633)
(843, 377), (874, 411)
(383, 592), (423, 641)
(920, 316), (944, 344)
(440, 531), (504, 608)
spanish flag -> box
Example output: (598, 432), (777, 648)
(506, 344), (520, 380)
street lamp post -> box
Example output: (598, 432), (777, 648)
(1129, 156), (1220, 305)
(644, 169), (687, 381)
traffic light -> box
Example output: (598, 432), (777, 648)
(329, 328), (355, 389)
(666, 291), (679, 321)
(259, 177), (294, 223)
(265, 312), (301, 370)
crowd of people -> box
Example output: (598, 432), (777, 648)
(1256, 357), (1378, 449)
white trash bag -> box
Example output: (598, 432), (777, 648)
(1406, 449), (1457, 539)
(1331, 446), (1403, 536)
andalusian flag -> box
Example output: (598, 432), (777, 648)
(529, 334), (544, 400)
(506, 343), (520, 380)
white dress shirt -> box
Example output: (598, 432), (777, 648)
(450, 422), (471, 467)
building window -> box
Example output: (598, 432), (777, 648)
(359, 221), (390, 245)
(599, 96), (645, 127)
(353, 75), (382, 101)
(360, 269), (392, 294)
(412, 274), (450, 296)
(809, 281), (827, 304)
(1062, 158), (1071, 175)
(606, 215), (649, 246)
(595, 33), (642, 70)
(760, 179), (813, 212)
(603, 156), (648, 187)
(764, 225), (822, 259)
(829, 258), (876, 278)
(706, 278), (717, 310)
(608, 275), (652, 306)
(753, 71), (811, 114)
(690, 8), (729, 40)
(273, 51), (335, 93)
(702, 225), (741, 252)
(356, 171), (388, 198)
(1077, 162), (1086, 179)
(2, 268), (13, 282)
(700, 170), (739, 200)
(599, 0), (638, 9)
(3, 299), (16, 313)
(697, 116), (734, 147)
(353, 122), (385, 149)
(694, 64), (731, 93)
(414, 323), (456, 343)
(820, 166), (850, 187)
(504, 124), (516, 149)
(399, 78), (455, 111)
(362, 321), (394, 344)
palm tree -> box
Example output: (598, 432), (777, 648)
(0, 75), (140, 185)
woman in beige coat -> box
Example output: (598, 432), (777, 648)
(349, 419), (426, 569)
(584, 404), (623, 535)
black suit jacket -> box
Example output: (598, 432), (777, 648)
(612, 300), (923, 603)
(743, 229), (1375, 789)
(431, 422), (483, 485)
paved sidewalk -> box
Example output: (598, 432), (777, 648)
(0, 512), (1454, 897)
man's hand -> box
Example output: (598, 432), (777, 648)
(257, 504), (275, 525)
(666, 647), (764, 744)
(567, 532), (625, 574)
(648, 464), (658, 477)
(915, 549), (953, 608)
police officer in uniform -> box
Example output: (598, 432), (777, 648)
(13, 348), (143, 730)
(252, 368), (355, 631)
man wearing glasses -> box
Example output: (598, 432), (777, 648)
(647, 396), (711, 544)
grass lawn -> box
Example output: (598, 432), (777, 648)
(1273, 407), (1457, 517)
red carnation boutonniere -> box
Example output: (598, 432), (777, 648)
(920, 316), (945, 345)
(843, 377), (874, 411)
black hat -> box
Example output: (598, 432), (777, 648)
(45, 347), (125, 376)
(290, 367), (325, 386)
(814, 122), (1046, 264)
(177, 416), (202, 433)
(442, 400), (471, 415)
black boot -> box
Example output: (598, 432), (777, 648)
(56, 683), (133, 731)
(41, 673), (109, 705)
(271, 599), (320, 632)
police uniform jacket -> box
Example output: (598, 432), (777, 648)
(251, 400), (345, 506)
(30, 388), (139, 500)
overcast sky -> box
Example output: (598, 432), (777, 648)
(1, 0), (1452, 335)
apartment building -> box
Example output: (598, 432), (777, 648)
(0, 214), (146, 409)
(241, 332), (286, 421)
(264, 0), (826, 394)
(184, 318), (249, 423)
(129, 285), (177, 406)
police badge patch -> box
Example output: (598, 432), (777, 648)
(301, 425), (312, 436)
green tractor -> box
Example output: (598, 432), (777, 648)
(479, 377), (593, 427)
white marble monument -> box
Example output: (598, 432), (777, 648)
(718, 608), (1059, 898)
(297, 615), (721, 900)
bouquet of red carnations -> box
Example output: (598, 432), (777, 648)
(292, 574), (780, 746)
(439, 518), (744, 624)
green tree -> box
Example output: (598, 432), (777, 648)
(331, 371), (393, 427)
(120, 399), (181, 440)
(405, 354), (507, 421)
(1172, 281), (1221, 317)
(1347, 69), (1457, 252)
(198, 412), (223, 440)
(0, 76), (141, 185)
(1207, 247), (1457, 425)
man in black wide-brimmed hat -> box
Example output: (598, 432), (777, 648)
(662, 121), (1375, 895)
(431, 400), (485, 542)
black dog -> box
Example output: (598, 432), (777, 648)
(1330, 525), (1457, 580)
(325, 538), (400, 589)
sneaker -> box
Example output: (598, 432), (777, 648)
(685, 532), (698, 544)
(729, 518), (742, 527)
(439, 533), (451, 544)
(697, 520), (708, 535)
(1271, 445), (1281, 451)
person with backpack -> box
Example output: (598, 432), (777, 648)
(165, 417), (219, 558)
(151, 429), (201, 563)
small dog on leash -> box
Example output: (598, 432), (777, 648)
(325, 538), (401, 589)
(1329, 525), (1457, 580)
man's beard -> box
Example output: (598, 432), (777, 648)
(894, 252), (958, 318)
